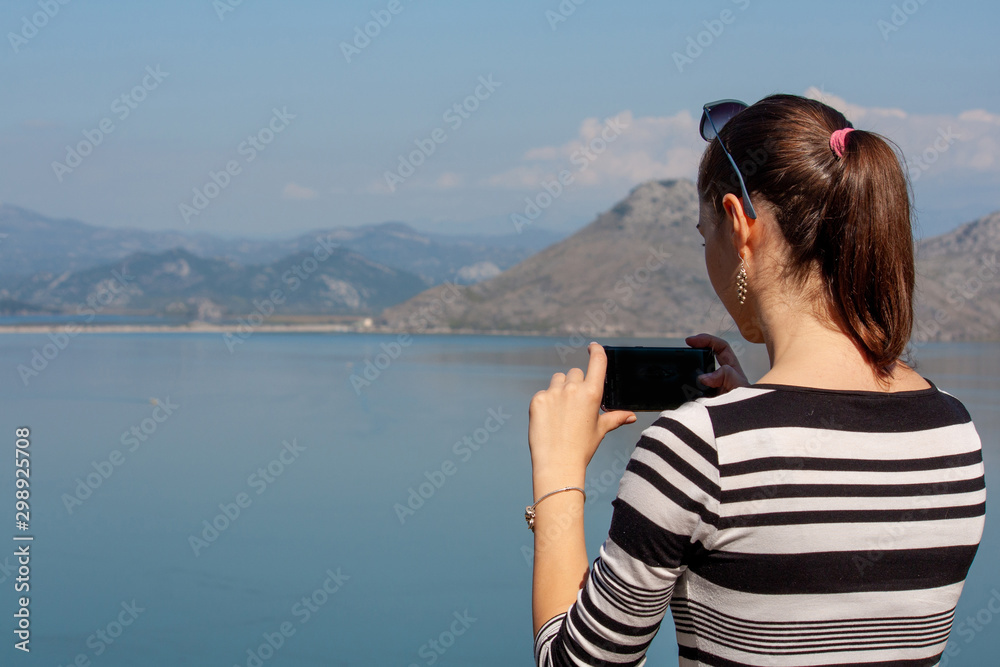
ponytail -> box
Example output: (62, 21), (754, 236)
(820, 129), (914, 378)
(697, 94), (915, 382)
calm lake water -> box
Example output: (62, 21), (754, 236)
(0, 333), (997, 666)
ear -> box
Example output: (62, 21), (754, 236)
(721, 193), (753, 260)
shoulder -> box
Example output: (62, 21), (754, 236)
(929, 384), (975, 423)
(632, 390), (769, 472)
(640, 386), (777, 448)
(688, 382), (976, 438)
(642, 384), (772, 429)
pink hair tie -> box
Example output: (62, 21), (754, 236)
(830, 127), (855, 159)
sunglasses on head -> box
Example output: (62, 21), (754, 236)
(700, 99), (757, 219)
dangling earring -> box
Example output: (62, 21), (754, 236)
(736, 255), (748, 305)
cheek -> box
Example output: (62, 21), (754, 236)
(704, 240), (728, 293)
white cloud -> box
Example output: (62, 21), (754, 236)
(803, 87), (1000, 178)
(485, 90), (1000, 194)
(486, 109), (704, 191)
(435, 172), (463, 189)
(282, 182), (318, 200)
(364, 178), (393, 195)
(959, 109), (1000, 125)
(804, 87), (908, 124)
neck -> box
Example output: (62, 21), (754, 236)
(752, 293), (891, 391)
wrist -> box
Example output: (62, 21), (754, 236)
(526, 483), (587, 536)
(532, 465), (586, 498)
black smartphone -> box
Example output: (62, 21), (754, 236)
(602, 346), (717, 412)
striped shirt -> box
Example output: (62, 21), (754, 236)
(534, 380), (986, 666)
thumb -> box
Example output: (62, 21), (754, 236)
(698, 366), (749, 393)
(698, 368), (724, 388)
(599, 410), (637, 434)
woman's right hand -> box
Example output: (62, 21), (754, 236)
(685, 333), (750, 395)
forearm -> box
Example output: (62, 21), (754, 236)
(531, 466), (589, 637)
(527, 342), (635, 639)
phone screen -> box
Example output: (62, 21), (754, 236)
(602, 346), (716, 412)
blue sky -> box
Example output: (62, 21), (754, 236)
(2, 0), (998, 240)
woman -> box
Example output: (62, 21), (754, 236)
(528, 94), (986, 666)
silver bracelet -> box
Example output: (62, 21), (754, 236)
(525, 486), (586, 532)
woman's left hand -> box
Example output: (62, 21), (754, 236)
(528, 342), (637, 475)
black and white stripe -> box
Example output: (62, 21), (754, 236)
(534, 381), (986, 666)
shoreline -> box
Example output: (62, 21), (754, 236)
(0, 323), (359, 334)
(0, 322), (691, 338)
(0, 323), (993, 343)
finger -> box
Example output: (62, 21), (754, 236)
(686, 332), (729, 356)
(718, 366), (749, 390)
(566, 367), (585, 383)
(584, 342), (607, 391)
(685, 333), (713, 347)
(699, 365), (749, 391)
(598, 410), (637, 434)
(687, 333), (743, 370)
(548, 372), (566, 390)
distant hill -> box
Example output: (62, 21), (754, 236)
(0, 298), (48, 315)
(4, 190), (997, 338)
(382, 179), (1000, 342)
(914, 210), (1000, 341)
(0, 204), (235, 278)
(0, 204), (564, 285)
(310, 221), (562, 285)
(5, 244), (428, 319)
(381, 179), (727, 336)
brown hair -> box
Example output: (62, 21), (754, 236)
(697, 94), (915, 382)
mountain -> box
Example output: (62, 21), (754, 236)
(0, 204), (239, 277)
(0, 298), (48, 315)
(380, 179), (728, 336)
(0, 204), (564, 285)
(5, 188), (997, 337)
(913, 210), (1000, 341)
(382, 179), (1000, 342)
(6, 244), (428, 319)
(308, 221), (563, 285)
